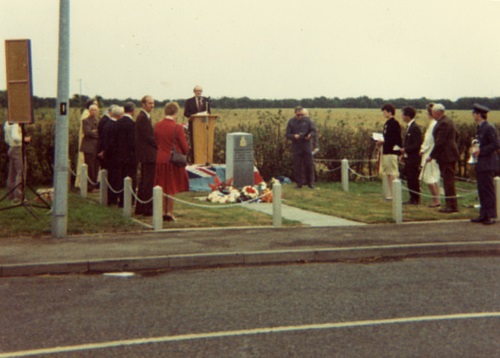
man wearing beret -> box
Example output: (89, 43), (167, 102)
(427, 104), (460, 213)
(470, 103), (500, 225)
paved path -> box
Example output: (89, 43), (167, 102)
(243, 203), (365, 227)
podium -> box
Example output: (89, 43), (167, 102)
(189, 114), (218, 164)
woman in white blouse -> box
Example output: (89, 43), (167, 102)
(419, 103), (441, 207)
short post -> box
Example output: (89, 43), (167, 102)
(123, 177), (132, 217)
(495, 177), (500, 218)
(80, 163), (88, 198)
(392, 179), (403, 224)
(152, 186), (163, 231)
(382, 175), (389, 199)
(99, 169), (108, 206)
(341, 158), (349, 192)
(272, 182), (282, 227)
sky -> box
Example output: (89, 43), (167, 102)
(1, 0), (500, 102)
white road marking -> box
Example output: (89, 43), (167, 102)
(1, 312), (499, 357)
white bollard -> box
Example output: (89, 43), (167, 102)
(341, 159), (349, 192)
(272, 182), (282, 227)
(392, 179), (403, 224)
(495, 177), (500, 218)
(152, 186), (163, 231)
(123, 177), (132, 217)
(382, 175), (389, 199)
(99, 169), (108, 206)
(80, 163), (88, 198)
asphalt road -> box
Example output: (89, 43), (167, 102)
(0, 256), (499, 357)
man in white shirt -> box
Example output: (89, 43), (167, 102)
(3, 121), (30, 204)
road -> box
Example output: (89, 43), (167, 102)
(0, 256), (498, 357)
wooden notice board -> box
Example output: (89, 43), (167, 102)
(5, 39), (34, 124)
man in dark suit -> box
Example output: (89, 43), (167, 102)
(114, 102), (137, 208)
(97, 106), (114, 169)
(470, 103), (500, 225)
(183, 85), (211, 162)
(399, 106), (422, 205)
(427, 104), (460, 213)
(286, 106), (316, 189)
(80, 104), (100, 191)
(135, 95), (157, 216)
(99, 105), (123, 206)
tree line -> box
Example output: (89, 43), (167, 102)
(0, 90), (499, 110)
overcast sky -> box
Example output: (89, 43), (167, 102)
(1, 0), (499, 102)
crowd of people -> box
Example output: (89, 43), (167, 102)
(286, 102), (499, 224)
(74, 86), (210, 221)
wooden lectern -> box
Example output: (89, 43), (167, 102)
(189, 114), (219, 164)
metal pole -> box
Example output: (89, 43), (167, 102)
(272, 182), (282, 227)
(341, 159), (349, 192)
(392, 179), (403, 224)
(51, 0), (70, 238)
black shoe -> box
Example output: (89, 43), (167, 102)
(471, 217), (485, 223)
(483, 218), (496, 225)
(439, 207), (458, 213)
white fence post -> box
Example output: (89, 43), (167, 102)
(341, 158), (349, 192)
(152, 186), (163, 231)
(272, 182), (282, 227)
(80, 163), (88, 198)
(123, 176), (132, 217)
(99, 169), (108, 206)
(392, 179), (403, 224)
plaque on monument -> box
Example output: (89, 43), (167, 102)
(226, 132), (254, 188)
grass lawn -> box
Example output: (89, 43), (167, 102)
(281, 180), (480, 224)
(0, 179), (480, 237)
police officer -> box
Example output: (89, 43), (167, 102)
(470, 103), (500, 225)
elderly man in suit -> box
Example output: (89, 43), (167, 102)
(399, 106), (422, 205)
(427, 104), (460, 213)
(135, 95), (157, 216)
(470, 103), (500, 225)
(80, 104), (100, 192)
(183, 85), (211, 163)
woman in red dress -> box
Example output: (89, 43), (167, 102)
(154, 102), (189, 221)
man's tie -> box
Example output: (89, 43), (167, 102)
(197, 98), (203, 112)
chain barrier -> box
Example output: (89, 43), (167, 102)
(104, 177), (124, 194)
(87, 176), (99, 187)
(319, 166), (342, 173)
(401, 185), (478, 199)
(126, 182), (153, 204)
(347, 166), (379, 179)
(314, 158), (377, 163)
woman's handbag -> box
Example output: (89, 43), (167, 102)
(170, 124), (187, 167)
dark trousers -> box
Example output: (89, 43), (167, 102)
(406, 158), (421, 203)
(135, 162), (156, 215)
(439, 161), (458, 210)
(293, 149), (313, 187)
(83, 152), (99, 190)
(477, 170), (496, 219)
(117, 162), (138, 208)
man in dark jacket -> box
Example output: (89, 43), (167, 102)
(135, 95), (157, 216)
(427, 104), (460, 213)
(399, 106), (422, 205)
(470, 103), (500, 225)
(184, 85), (210, 163)
(286, 106), (316, 189)
(114, 102), (137, 208)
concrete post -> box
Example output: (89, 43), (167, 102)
(392, 179), (403, 224)
(152, 186), (163, 231)
(272, 182), (282, 227)
(341, 159), (349, 192)
(80, 164), (88, 198)
(99, 169), (108, 206)
(123, 177), (132, 217)
(495, 177), (500, 218)
(382, 175), (389, 199)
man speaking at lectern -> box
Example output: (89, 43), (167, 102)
(184, 85), (211, 163)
